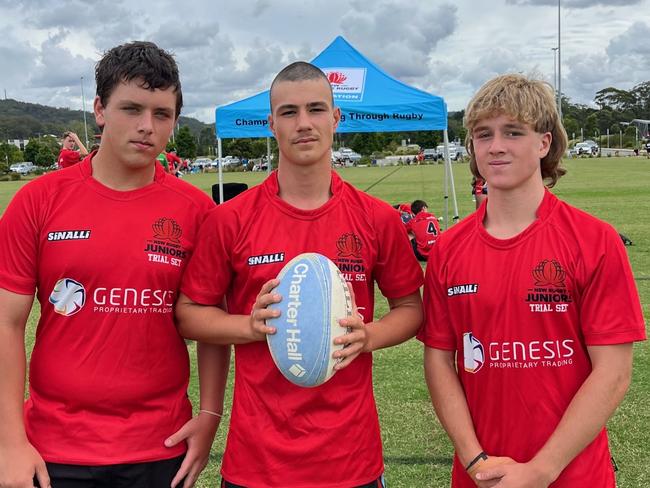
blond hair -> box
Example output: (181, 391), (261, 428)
(464, 74), (568, 187)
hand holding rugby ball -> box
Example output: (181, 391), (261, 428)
(266, 253), (353, 387)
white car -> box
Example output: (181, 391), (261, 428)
(338, 147), (362, 163)
(436, 144), (467, 161)
(9, 162), (36, 174)
(572, 142), (598, 156)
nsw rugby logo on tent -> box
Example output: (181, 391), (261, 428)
(49, 278), (86, 316)
(322, 68), (366, 102)
(463, 332), (485, 373)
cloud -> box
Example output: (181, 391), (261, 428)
(28, 31), (95, 89)
(506, 0), (642, 7)
(606, 21), (650, 60)
(339, 1), (458, 78)
(150, 22), (220, 50)
(251, 0), (271, 17)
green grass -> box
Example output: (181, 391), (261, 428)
(5, 158), (649, 487)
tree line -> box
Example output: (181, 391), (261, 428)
(2, 80), (649, 173)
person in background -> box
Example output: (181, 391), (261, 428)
(405, 199), (440, 262)
(471, 176), (487, 210)
(57, 131), (88, 169)
(166, 149), (183, 175)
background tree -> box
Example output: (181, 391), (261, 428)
(175, 126), (197, 159)
(197, 126), (216, 156)
(0, 143), (24, 166)
(35, 144), (55, 166)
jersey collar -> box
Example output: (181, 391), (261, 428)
(263, 169), (344, 220)
(476, 188), (558, 248)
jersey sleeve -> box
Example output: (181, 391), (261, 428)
(579, 225), (645, 345)
(180, 206), (236, 305)
(373, 203), (423, 299)
(417, 242), (457, 350)
(0, 184), (41, 294)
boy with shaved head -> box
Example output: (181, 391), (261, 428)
(176, 61), (423, 488)
(420, 74), (645, 487)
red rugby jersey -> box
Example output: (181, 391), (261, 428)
(58, 148), (82, 169)
(181, 170), (424, 488)
(0, 155), (214, 464)
(418, 189), (645, 487)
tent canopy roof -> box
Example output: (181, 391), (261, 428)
(215, 36), (447, 139)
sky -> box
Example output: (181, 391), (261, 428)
(1, 0), (650, 124)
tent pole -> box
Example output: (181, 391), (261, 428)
(443, 130), (450, 229)
(217, 137), (224, 204)
(444, 130), (460, 225)
(266, 137), (271, 174)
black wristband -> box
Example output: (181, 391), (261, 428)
(465, 451), (488, 471)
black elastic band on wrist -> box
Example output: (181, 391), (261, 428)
(465, 451), (488, 471)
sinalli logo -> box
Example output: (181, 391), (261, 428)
(463, 332), (485, 373)
(49, 278), (86, 316)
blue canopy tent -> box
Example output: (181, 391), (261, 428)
(214, 36), (458, 224)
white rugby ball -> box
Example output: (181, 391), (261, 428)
(266, 253), (353, 387)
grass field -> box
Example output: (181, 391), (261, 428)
(2, 158), (649, 487)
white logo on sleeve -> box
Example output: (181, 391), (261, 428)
(49, 278), (86, 316)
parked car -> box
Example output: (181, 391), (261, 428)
(572, 142), (598, 156)
(252, 162), (269, 172)
(436, 144), (467, 161)
(9, 162), (36, 175)
(337, 147), (362, 164)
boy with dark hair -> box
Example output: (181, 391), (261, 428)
(419, 74), (645, 487)
(406, 199), (440, 262)
(175, 61), (423, 488)
(0, 41), (227, 488)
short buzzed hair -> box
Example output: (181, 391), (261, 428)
(269, 61), (333, 111)
(464, 74), (568, 188)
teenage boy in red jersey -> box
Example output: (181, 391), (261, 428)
(57, 131), (89, 168)
(419, 74), (646, 488)
(176, 61), (424, 488)
(0, 41), (228, 488)
(405, 199), (441, 262)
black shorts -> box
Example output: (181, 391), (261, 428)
(222, 474), (385, 488)
(34, 455), (184, 488)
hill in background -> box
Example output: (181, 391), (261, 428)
(0, 98), (211, 141)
